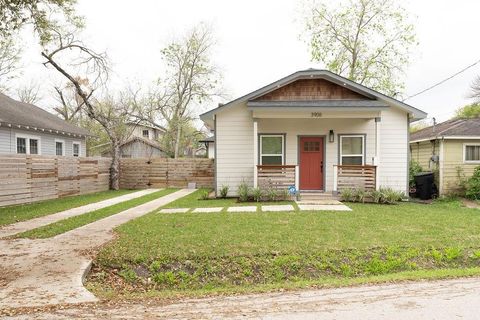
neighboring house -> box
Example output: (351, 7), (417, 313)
(99, 122), (166, 158)
(199, 136), (215, 159)
(200, 69), (427, 197)
(410, 118), (480, 195)
(0, 93), (88, 157)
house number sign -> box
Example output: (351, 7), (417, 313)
(311, 112), (322, 118)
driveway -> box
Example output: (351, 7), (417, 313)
(0, 189), (195, 309)
(3, 277), (480, 319)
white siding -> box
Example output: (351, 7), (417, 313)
(207, 142), (215, 159)
(215, 103), (254, 196)
(258, 117), (376, 191)
(0, 127), (86, 157)
(378, 107), (409, 193)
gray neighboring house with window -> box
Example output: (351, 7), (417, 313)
(200, 69), (427, 197)
(410, 118), (480, 195)
(0, 93), (88, 157)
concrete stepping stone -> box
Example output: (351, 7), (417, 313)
(227, 206), (257, 213)
(296, 200), (343, 205)
(262, 205), (295, 212)
(192, 207), (223, 213)
(298, 204), (352, 211)
(159, 208), (190, 214)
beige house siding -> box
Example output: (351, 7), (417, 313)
(442, 139), (480, 195)
(410, 140), (439, 171)
(215, 103), (411, 195)
(215, 102), (254, 196)
(378, 107), (409, 193)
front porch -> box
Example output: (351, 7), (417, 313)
(252, 113), (381, 194)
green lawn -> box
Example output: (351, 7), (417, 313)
(0, 189), (134, 227)
(89, 198), (480, 298)
(161, 188), (295, 209)
(15, 189), (178, 239)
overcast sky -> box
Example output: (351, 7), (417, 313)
(14, 0), (480, 124)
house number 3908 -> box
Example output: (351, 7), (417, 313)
(311, 112), (322, 118)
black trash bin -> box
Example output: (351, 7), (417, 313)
(414, 172), (435, 200)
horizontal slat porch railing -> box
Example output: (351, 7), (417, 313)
(334, 165), (377, 191)
(257, 165), (297, 190)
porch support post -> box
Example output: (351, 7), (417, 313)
(253, 119), (258, 188)
(375, 116), (381, 190)
(333, 165), (338, 192)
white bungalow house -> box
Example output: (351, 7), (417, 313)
(200, 69), (427, 197)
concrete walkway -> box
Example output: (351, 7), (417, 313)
(0, 189), (195, 309)
(5, 277), (480, 319)
(0, 189), (160, 239)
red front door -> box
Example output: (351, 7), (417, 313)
(299, 137), (324, 190)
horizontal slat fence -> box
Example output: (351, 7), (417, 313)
(336, 165), (376, 191)
(257, 165), (296, 190)
(119, 158), (214, 189)
(0, 154), (110, 207)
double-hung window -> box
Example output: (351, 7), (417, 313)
(72, 142), (80, 157)
(339, 135), (364, 165)
(16, 135), (40, 155)
(55, 139), (65, 156)
(142, 129), (149, 138)
(464, 144), (480, 163)
(260, 134), (284, 165)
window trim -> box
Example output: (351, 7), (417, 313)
(463, 143), (480, 164)
(259, 134), (286, 165)
(72, 141), (81, 157)
(55, 139), (65, 156)
(338, 134), (366, 165)
(15, 133), (41, 155)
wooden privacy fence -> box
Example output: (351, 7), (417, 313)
(0, 154), (111, 207)
(119, 158), (214, 189)
(334, 164), (377, 191)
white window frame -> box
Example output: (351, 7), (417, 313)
(259, 134), (285, 165)
(15, 133), (41, 155)
(463, 143), (480, 164)
(55, 139), (65, 156)
(72, 141), (81, 157)
(339, 135), (365, 165)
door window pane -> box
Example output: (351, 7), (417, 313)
(17, 138), (26, 154)
(29, 139), (38, 154)
(56, 142), (63, 156)
(341, 156), (363, 165)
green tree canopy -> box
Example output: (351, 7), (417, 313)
(455, 103), (480, 119)
(302, 0), (417, 95)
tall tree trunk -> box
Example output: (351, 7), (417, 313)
(174, 124), (182, 159)
(110, 140), (121, 190)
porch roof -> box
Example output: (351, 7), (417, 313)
(247, 100), (389, 108)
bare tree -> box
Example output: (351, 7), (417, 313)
(16, 81), (42, 104)
(471, 76), (480, 102)
(136, 23), (221, 158)
(0, 36), (22, 92)
(40, 28), (132, 189)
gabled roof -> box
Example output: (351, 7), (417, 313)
(200, 69), (427, 122)
(199, 135), (214, 143)
(410, 118), (480, 142)
(121, 136), (163, 150)
(0, 93), (89, 136)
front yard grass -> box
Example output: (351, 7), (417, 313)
(88, 198), (480, 299)
(0, 189), (134, 227)
(14, 189), (178, 239)
(161, 188), (295, 210)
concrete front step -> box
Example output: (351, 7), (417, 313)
(299, 192), (339, 201)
